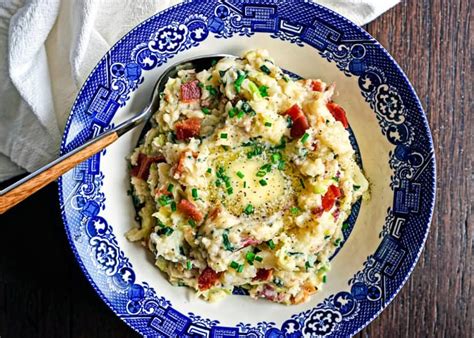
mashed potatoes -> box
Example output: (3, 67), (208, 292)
(127, 49), (369, 304)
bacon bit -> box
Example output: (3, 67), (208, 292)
(155, 186), (172, 197)
(175, 151), (199, 177)
(322, 185), (342, 211)
(253, 269), (273, 282)
(311, 142), (318, 151)
(291, 115), (310, 138)
(180, 80), (201, 102)
(178, 199), (203, 222)
(208, 206), (221, 221)
(291, 282), (316, 304)
(131, 153), (165, 180)
(311, 206), (324, 217)
(260, 284), (277, 301)
(241, 237), (260, 248)
(284, 104), (309, 138)
(327, 102), (349, 128)
(310, 80), (325, 92)
(198, 267), (222, 291)
(175, 118), (201, 141)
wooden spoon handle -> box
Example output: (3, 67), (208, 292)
(0, 132), (118, 214)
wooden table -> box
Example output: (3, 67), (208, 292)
(0, 0), (471, 336)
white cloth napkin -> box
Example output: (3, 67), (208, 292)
(0, 0), (399, 182)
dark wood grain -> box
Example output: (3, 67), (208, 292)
(0, 0), (471, 337)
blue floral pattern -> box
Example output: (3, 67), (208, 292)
(58, 0), (435, 336)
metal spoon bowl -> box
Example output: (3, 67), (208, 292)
(0, 53), (236, 214)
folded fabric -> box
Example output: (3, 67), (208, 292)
(0, 0), (399, 181)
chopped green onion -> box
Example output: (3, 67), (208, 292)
(305, 261), (312, 270)
(207, 168), (212, 174)
(228, 107), (238, 118)
(288, 252), (303, 256)
(256, 170), (266, 177)
(243, 181), (247, 188)
(332, 176), (339, 182)
(201, 107), (211, 115)
(334, 238), (342, 246)
(300, 132), (310, 143)
(259, 179), (268, 186)
(188, 219), (196, 227)
(237, 110), (245, 119)
(192, 188), (198, 200)
(324, 235), (331, 240)
(264, 122), (272, 127)
(223, 231), (234, 251)
(171, 201), (177, 212)
(271, 153), (281, 163)
(255, 256), (263, 262)
(186, 260), (192, 270)
(353, 185), (361, 191)
(207, 75), (213, 81)
(260, 64), (271, 74)
(211, 59), (217, 66)
(246, 252), (256, 264)
(322, 275), (327, 283)
(215, 179), (222, 187)
(247, 81), (260, 97)
(219, 69), (227, 77)
(230, 261), (239, 269)
(227, 187), (234, 195)
(167, 184), (174, 192)
(206, 85), (217, 96)
(277, 160), (285, 170)
(273, 277), (284, 287)
(267, 239), (276, 250)
(236, 171), (245, 179)
(160, 227), (174, 236)
(220, 133), (228, 139)
(241, 101), (252, 113)
(244, 204), (254, 215)
(259, 85), (269, 97)
(342, 223), (349, 231)
(286, 117), (293, 128)
(234, 72), (246, 93)
(158, 195), (172, 206)
(157, 219), (166, 228)
(197, 82), (204, 88)
(290, 207), (300, 215)
(299, 178), (306, 189)
(237, 264), (244, 273)
(261, 164), (272, 172)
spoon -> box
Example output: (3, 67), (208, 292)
(0, 53), (235, 214)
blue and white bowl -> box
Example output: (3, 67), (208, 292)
(58, 1), (436, 336)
